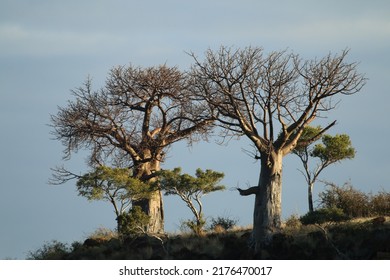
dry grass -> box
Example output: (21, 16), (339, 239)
(86, 227), (118, 241)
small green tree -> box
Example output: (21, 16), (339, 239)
(76, 166), (154, 233)
(157, 168), (225, 235)
(294, 127), (356, 212)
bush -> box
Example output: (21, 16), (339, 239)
(209, 216), (238, 231)
(27, 240), (70, 260)
(117, 206), (150, 235)
(88, 227), (118, 241)
(181, 218), (206, 236)
(319, 182), (390, 217)
(285, 214), (302, 229)
(370, 190), (390, 216)
(319, 182), (370, 217)
(300, 207), (350, 225)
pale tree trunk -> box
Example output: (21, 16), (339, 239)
(136, 188), (164, 234)
(308, 182), (314, 213)
(252, 151), (283, 253)
(133, 158), (164, 234)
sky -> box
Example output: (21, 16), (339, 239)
(0, 0), (389, 259)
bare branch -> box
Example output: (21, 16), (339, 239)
(51, 64), (215, 174)
(48, 166), (82, 185)
(237, 186), (259, 196)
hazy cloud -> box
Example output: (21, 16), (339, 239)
(0, 23), (128, 57)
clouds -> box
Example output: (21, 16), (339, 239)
(0, 23), (127, 57)
(2, 0), (389, 60)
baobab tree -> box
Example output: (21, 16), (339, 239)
(50, 64), (214, 233)
(190, 46), (365, 252)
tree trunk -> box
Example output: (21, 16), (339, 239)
(133, 158), (164, 234)
(134, 189), (164, 234)
(308, 182), (314, 213)
(252, 151), (283, 253)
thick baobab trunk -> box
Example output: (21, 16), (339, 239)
(133, 158), (164, 234)
(135, 188), (164, 233)
(252, 151), (283, 252)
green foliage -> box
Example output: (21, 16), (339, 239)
(293, 126), (356, 212)
(27, 240), (70, 260)
(294, 126), (324, 155)
(76, 166), (154, 232)
(319, 182), (390, 217)
(312, 134), (355, 163)
(117, 206), (150, 235)
(158, 167), (225, 195)
(76, 166), (152, 202)
(300, 207), (350, 225)
(209, 216), (238, 231)
(181, 217), (207, 235)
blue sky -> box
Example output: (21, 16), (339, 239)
(1, 0), (389, 259)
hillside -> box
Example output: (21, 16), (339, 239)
(29, 216), (390, 260)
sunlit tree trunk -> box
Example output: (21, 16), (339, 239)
(133, 157), (164, 234)
(252, 151), (283, 252)
(133, 188), (164, 234)
(308, 182), (314, 213)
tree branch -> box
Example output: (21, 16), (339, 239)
(237, 186), (259, 196)
(48, 166), (82, 185)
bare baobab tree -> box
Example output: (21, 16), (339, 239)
(50, 64), (214, 233)
(190, 46), (366, 252)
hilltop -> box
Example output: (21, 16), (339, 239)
(28, 216), (390, 260)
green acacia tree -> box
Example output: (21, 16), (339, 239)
(294, 127), (356, 212)
(76, 166), (154, 233)
(157, 168), (225, 235)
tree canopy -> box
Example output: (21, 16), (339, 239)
(51, 65), (213, 172)
(294, 126), (356, 212)
(50, 46), (365, 249)
(50, 64), (215, 233)
(157, 168), (225, 234)
(190, 46), (365, 250)
(76, 166), (154, 232)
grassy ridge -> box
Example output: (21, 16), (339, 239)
(28, 216), (390, 260)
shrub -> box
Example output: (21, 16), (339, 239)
(300, 207), (350, 225)
(319, 182), (390, 217)
(27, 240), (70, 260)
(117, 206), (150, 235)
(181, 218), (206, 236)
(285, 214), (302, 229)
(319, 182), (370, 217)
(88, 227), (118, 241)
(209, 216), (238, 231)
(370, 190), (390, 216)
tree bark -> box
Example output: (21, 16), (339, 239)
(133, 157), (164, 234)
(308, 182), (314, 213)
(251, 151), (283, 253)
(133, 189), (164, 234)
